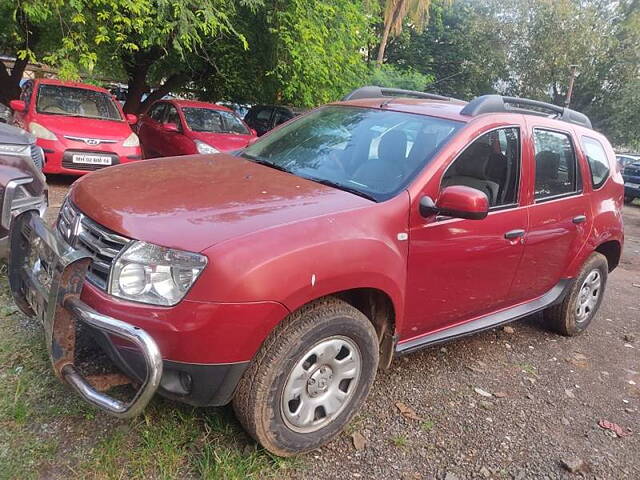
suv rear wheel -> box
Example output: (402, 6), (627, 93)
(544, 252), (608, 336)
(232, 297), (379, 456)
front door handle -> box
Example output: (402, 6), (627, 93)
(572, 215), (587, 224)
(504, 229), (526, 240)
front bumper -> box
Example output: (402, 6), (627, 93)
(8, 211), (162, 418)
(38, 139), (142, 175)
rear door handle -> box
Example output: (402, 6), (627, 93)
(572, 215), (587, 224)
(504, 229), (526, 240)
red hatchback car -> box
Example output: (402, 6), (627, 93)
(10, 79), (141, 175)
(10, 87), (624, 456)
(137, 99), (257, 158)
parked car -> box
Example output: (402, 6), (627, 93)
(0, 103), (11, 123)
(9, 86), (624, 456)
(621, 156), (640, 203)
(137, 99), (256, 158)
(616, 153), (640, 170)
(244, 104), (303, 136)
(0, 122), (47, 258)
(10, 78), (142, 175)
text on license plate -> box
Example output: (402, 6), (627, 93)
(625, 182), (640, 189)
(72, 154), (112, 165)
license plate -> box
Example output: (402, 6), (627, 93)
(625, 182), (640, 189)
(72, 154), (112, 165)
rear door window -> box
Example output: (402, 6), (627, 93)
(533, 129), (581, 200)
(581, 137), (610, 189)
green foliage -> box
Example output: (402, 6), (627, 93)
(194, 0), (373, 108)
(384, 0), (508, 99)
(367, 64), (433, 91)
(269, 0), (372, 107)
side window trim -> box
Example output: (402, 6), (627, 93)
(532, 127), (582, 204)
(439, 125), (522, 213)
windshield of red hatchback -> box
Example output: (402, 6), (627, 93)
(36, 84), (123, 121)
(182, 107), (249, 135)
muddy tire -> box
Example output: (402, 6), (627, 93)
(232, 297), (379, 456)
(544, 252), (608, 336)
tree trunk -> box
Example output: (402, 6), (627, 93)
(375, 0), (406, 67)
(376, 18), (393, 66)
(122, 48), (162, 114)
(139, 74), (187, 113)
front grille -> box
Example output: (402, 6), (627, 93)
(30, 144), (44, 170)
(61, 150), (120, 172)
(57, 201), (130, 290)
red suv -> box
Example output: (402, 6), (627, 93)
(9, 86), (624, 456)
(137, 99), (257, 158)
(10, 79), (142, 175)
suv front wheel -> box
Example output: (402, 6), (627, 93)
(232, 297), (379, 456)
(544, 252), (609, 336)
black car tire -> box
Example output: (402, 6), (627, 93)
(624, 195), (635, 204)
(232, 297), (379, 457)
(544, 252), (608, 336)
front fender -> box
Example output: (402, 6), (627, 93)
(188, 193), (410, 329)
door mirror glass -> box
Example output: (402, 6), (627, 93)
(9, 100), (26, 112)
(163, 122), (179, 133)
(420, 186), (489, 220)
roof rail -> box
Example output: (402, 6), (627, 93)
(342, 85), (458, 103)
(460, 95), (592, 129)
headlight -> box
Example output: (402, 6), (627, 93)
(0, 144), (29, 155)
(29, 122), (58, 141)
(122, 132), (140, 147)
(194, 139), (219, 154)
(109, 241), (207, 306)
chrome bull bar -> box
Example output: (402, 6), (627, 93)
(8, 210), (162, 418)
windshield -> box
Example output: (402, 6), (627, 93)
(240, 105), (462, 201)
(36, 85), (123, 121)
(182, 107), (250, 134)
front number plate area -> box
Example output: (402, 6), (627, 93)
(9, 211), (92, 376)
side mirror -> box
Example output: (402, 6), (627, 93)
(420, 185), (489, 220)
(10, 100), (26, 112)
(163, 122), (179, 133)
(250, 128), (257, 136)
(246, 136), (259, 147)
(126, 113), (138, 124)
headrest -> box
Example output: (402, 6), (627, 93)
(378, 130), (407, 163)
(535, 151), (560, 179)
(456, 143), (492, 178)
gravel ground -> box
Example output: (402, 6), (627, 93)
(44, 177), (639, 480)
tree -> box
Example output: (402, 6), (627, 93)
(1, 0), (261, 113)
(383, 1), (508, 99)
(193, 0), (373, 108)
(376, 0), (434, 66)
(0, 1), (60, 106)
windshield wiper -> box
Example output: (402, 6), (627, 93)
(240, 152), (293, 174)
(304, 177), (377, 202)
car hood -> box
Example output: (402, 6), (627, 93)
(190, 131), (255, 152)
(0, 122), (34, 145)
(35, 114), (132, 140)
(70, 154), (372, 252)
